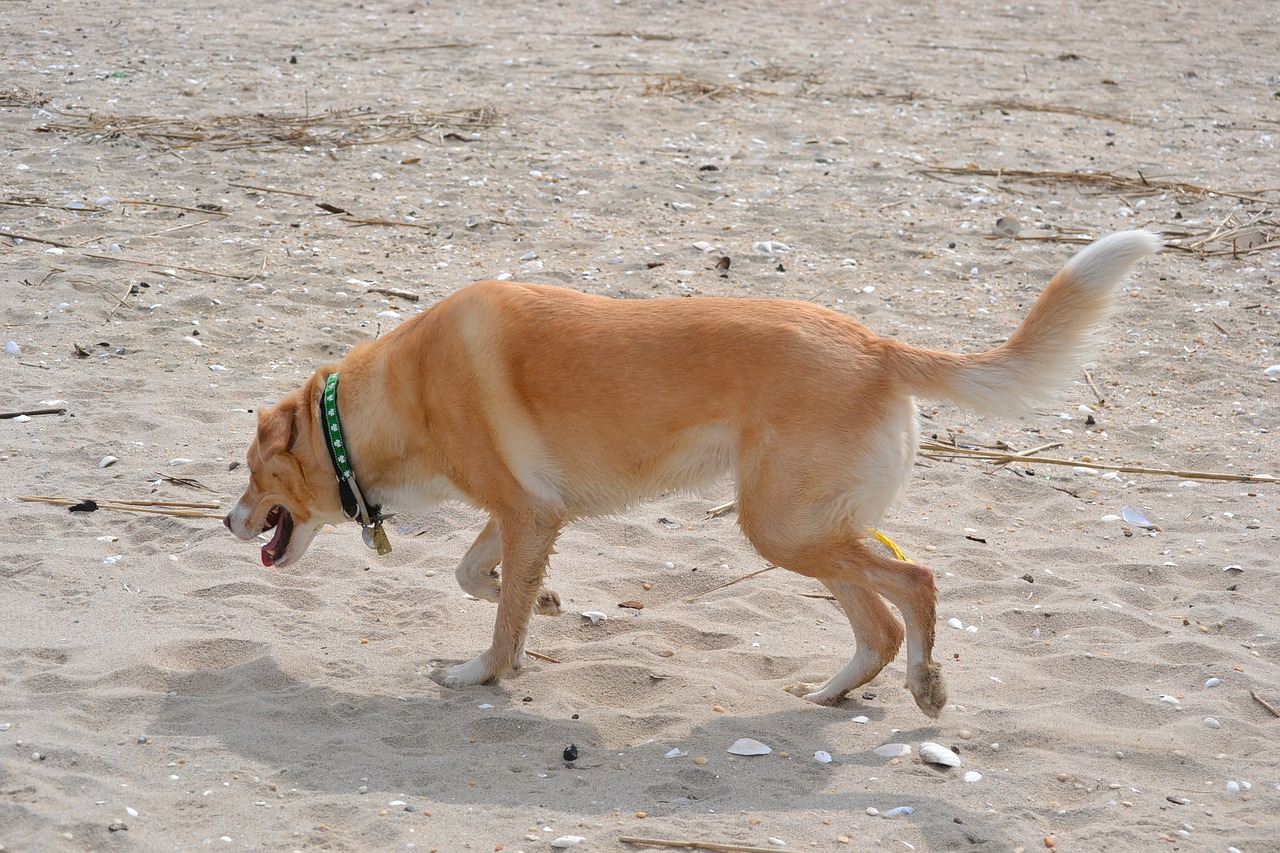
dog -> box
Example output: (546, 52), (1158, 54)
(226, 230), (1159, 717)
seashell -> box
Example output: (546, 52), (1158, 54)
(882, 806), (915, 819)
(1121, 506), (1157, 529)
(1204, 717), (1221, 729)
(664, 747), (686, 758)
(1225, 780), (1241, 794)
(813, 750), (833, 764)
(1205, 677), (1221, 688)
(727, 737), (772, 756)
(1264, 365), (1280, 377)
(851, 716), (869, 724)
(5, 341), (20, 356)
(1159, 694), (1180, 705)
(1100, 514), (1122, 522)
(99, 456), (118, 468)
(946, 618), (964, 630)
(965, 625), (978, 633)
(963, 771), (983, 783)
(919, 742), (961, 768)
(550, 837), (584, 849)
(873, 743), (911, 758)
(580, 611), (608, 624)
(169, 458), (193, 466)
(992, 216), (1020, 237)
(1222, 565), (1243, 574)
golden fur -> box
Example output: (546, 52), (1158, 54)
(227, 230), (1159, 716)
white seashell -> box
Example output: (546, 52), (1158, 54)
(1222, 565), (1244, 574)
(1100, 514), (1122, 522)
(1204, 717), (1221, 729)
(882, 806), (915, 819)
(946, 618), (964, 630)
(1159, 694), (1180, 705)
(727, 737), (772, 756)
(1225, 780), (1241, 794)
(169, 458), (193, 466)
(813, 750), (833, 763)
(851, 716), (870, 724)
(919, 742), (961, 768)
(580, 611), (608, 624)
(209, 364), (228, 372)
(965, 625), (978, 633)
(963, 771), (982, 783)
(1264, 365), (1280, 377)
(550, 837), (584, 849)
(5, 341), (20, 356)
(125, 807), (138, 817)
(767, 838), (786, 847)
(752, 241), (793, 256)
(1205, 677), (1221, 688)
(376, 311), (399, 320)
(874, 743), (911, 758)
(664, 747), (686, 758)
(477, 703), (493, 710)
(1121, 506), (1156, 529)
(99, 456), (118, 468)
(865, 807), (879, 816)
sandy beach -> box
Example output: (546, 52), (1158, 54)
(3, 1), (1278, 851)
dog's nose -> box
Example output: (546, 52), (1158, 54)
(223, 514), (231, 530)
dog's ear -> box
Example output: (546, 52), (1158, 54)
(256, 401), (297, 459)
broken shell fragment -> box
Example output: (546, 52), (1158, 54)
(873, 743), (911, 758)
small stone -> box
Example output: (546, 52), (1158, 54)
(108, 822), (128, 832)
(693, 756), (708, 766)
(865, 807), (880, 817)
(1203, 717), (1221, 729)
(768, 838), (786, 847)
(1044, 837), (1056, 849)
(550, 836), (584, 849)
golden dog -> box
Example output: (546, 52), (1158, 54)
(227, 230), (1159, 716)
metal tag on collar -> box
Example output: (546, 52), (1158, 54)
(362, 522), (392, 556)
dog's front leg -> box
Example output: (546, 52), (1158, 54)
(455, 516), (564, 616)
(442, 508), (562, 687)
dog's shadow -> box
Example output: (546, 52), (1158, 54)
(148, 654), (1009, 847)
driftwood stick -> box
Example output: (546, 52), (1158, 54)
(1, 407), (67, 419)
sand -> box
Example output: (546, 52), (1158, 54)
(3, 0), (1279, 851)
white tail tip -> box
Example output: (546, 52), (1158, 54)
(1065, 230), (1163, 288)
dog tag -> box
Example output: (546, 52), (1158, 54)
(362, 523), (393, 556)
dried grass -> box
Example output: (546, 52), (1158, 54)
(35, 104), (499, 152)
(922, 164), (1280, 257)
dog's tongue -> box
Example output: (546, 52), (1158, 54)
(261, 520), (287, 567)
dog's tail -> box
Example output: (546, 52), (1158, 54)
(880, 230), (1161, 414)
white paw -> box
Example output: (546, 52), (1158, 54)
(442, 655), (492, 687)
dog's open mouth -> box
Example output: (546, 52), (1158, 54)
(260, 506), (294, 567)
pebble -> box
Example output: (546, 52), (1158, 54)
(963, 771), (983, 783)
(865, 807), (879, 817)
(693, 756), (708, 765)
(992, 216), (1020, 237)
(947, 618), (964, 630)
(550, 836), (584, 848)
(1204, 717), (1221, 729)
(99, 456), (119, 468)
(520, 251), (539, 262)
(1204, 677), (1221, 688)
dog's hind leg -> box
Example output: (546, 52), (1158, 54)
(442, 507), (562, 687)
(455, 516), (563, 616)
(791, 578), (904, 705)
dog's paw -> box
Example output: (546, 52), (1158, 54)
(441, 655), (494, 688)
(786, 682), (844, 706)
(534, 587), (564, 616)
(907, 662), (948, 719)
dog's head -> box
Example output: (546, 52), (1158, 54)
(225, 372), (346, 567)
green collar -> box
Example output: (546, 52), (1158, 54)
(320, 373), (392, 555)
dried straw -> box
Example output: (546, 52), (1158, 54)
(36, 104), (499, 152)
